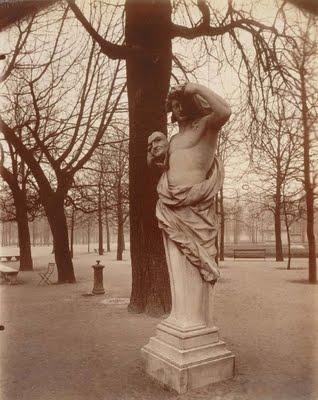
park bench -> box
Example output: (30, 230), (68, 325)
(0, 263), (19, 284)
(0, 255), (20, 262)
(233, 248), (266, 260)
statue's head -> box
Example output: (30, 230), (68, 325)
(147, 131), (169, 168)
(166, 85), (211, 124)
(166, 86), (188, 123)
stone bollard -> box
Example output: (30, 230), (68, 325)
(92, 260), (105, 295)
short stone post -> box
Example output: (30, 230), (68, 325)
(92, 260), (105, 295)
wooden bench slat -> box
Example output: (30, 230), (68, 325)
(233, 248), (266, 259)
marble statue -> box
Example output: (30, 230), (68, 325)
(148, 82), (230, 283)
(143, 82), (235, 393)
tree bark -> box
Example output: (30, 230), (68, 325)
(116, 222), (124, 261)
(283, 200), (292, 270)
(116, 181), (124, 261)
(1, 169), (33, 269)
(125, 0), (172, 315)
(300, 68), (317, 283)
(104, 193), (111, 252)
(45, 199), (76, 283)
(274, 210), (284, 261)
(274, 182), (284, 261)
(15, 193), (33, 270)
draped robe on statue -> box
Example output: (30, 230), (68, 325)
(156, 157), (224, 283)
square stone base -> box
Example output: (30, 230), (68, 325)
(141, 322), (235, 394)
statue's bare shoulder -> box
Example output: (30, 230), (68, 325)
(169, 116), (218, 155)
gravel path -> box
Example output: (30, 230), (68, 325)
(0, 247), (317, 400)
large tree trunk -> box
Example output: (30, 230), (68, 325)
(305, 186), (317, 282)
(125, 0), (172, 315)
(0, 166), (33, 269)
(274, 209), (284, 261)
(116, 182), (124, 261)
(15, 193), (33, 271)
(300, 70), (317, 283)
(117, 223), (124, 261)
(45, 199), (76, 283)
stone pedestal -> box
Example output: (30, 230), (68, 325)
(92, 260), (105, 295)
(142, 234), (235, 393)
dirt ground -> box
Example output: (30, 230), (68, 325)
(0, 245), (317, 400)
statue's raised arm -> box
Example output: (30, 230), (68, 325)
(183, 82), (231, 130)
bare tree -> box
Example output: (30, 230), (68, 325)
(64, 0), (294, 314)
(103, 126), (129, 261)
(0, 143), (39, 270)
(0, 10), (126, 282)
(217, 114), (241, 260)
(282, 190), (304, 270)
(247, 93), (303, 261)
(69, 129), (129, 259)
(279, 10), (318, 282)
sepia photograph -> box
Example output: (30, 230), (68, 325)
(0, 0), (317, 399)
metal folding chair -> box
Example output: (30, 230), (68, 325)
(38, 262), (55, 285)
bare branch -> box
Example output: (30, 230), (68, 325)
(171, 16), (278, 40)
(67, 0), (141, 60)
